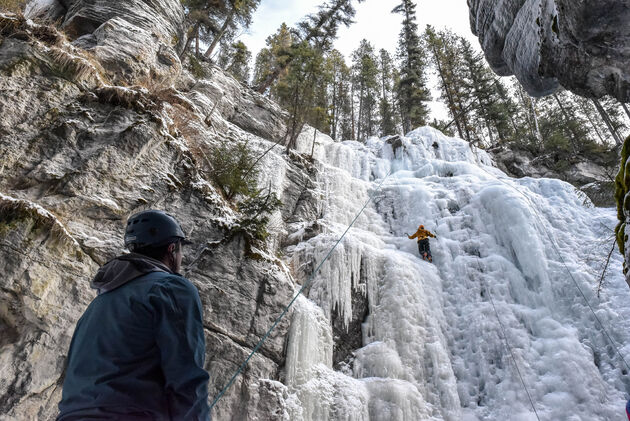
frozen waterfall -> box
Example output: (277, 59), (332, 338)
(281, 127), (630, 421)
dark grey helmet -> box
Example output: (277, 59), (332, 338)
(124, 210), (191, 250)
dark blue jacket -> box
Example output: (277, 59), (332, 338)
(57, 254), (210, 420)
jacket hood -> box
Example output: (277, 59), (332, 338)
(90, 253), (173, 294)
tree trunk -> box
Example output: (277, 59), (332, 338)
(256, 65), (283, 94)
(484, 112), (494, 145)
(357, 82), (364, 141)
(577, 100), (606, 143)
(430, 42), (464, 139)
(593, 99), (623, 145)
(508, 112), (519, 136)
(204, 6), (236, 59)
(286, 85), (302, 151)
(515, 87), (539, 144)
(552, 93), (580, 152)
(310, 128), (317, 158)
(179, 23), (199, 60)
(454, 94), (472, 143)
(621, 102), (630, 121)
(530, 98), (542, 144)
(351, 82), (356, 140)
(331, 77), (338, 139)
(195, 25), (200, 57)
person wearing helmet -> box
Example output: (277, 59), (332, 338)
(57, 210), (210, 421)
(407, 224), (437, 263)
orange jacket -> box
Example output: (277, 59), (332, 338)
(408, 226), (436, 242)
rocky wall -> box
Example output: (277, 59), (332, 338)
(468, 0), (630, 102)
(0, 7), (317, 420)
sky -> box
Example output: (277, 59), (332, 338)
(240, 0), (481, 120)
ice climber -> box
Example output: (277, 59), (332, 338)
(408, 224), (437, 262)
(57, 210), (210, 421)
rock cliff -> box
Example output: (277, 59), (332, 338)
(489, 144), (616, 207)
(468, 0), (630, 102)
(0, 3), (317, 419)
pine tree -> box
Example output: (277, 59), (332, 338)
(338, 74), (354, 140)
(392, 0), (431, 133)
(325, 50), (351, 139)
(309, 53), (334, 135)
(378, 49), (396, 136)
(391, 68), (403, 133)
(205, 0), (261, 58)
(512, 80), (542, 148)
(537, 92), (584, 158)
(600, 97), (627, 145)
(273, 42), (325, 150)
(255, 0), (365, 94)
(180, 0), (261, 59)
(459, 37), (515, 145)
(218, 41), (251, 83)
(352, 40), (380, 140)
(573, 96), (610, 144)
(489, 77), (521, 141)
(424, 26), (470, 140)
(252, 24), (293, 95)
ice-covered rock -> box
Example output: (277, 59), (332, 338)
(468, 0), (630, 102)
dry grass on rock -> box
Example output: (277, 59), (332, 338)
(0, 0), (25, 14)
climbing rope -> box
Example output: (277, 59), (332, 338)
(475, 258), (542, 420)
(209, 169), (393, 411)
(474, 161), (630, 375)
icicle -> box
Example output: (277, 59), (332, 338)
(285, 296), (333, 388)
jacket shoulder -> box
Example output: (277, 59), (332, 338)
(148, 273), (200, 299)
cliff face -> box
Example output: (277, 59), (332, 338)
(488, 144), (616, 207)
(468, 0), (630, 102)
(0, 3), (314, 419)
(26, 0), (185, 87)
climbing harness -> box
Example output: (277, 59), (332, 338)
(474, 257), (541, 421)
(209, 169), (393, 411)
(474, 160), (630, 374)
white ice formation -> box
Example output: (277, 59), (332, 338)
(279, 127), (630, 420)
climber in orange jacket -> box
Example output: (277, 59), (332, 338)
(408, 225), (437, 262)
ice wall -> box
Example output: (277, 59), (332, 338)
(284, 127), (630, 420)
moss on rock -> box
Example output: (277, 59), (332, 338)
(0, 196), (80, 254)
(614, 135), (630, 274)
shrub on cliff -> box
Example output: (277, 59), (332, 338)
(208, 138), (281, 242)
(208, 138), (257, 200)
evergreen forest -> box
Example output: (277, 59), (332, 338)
(182, 0), (630, 182)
